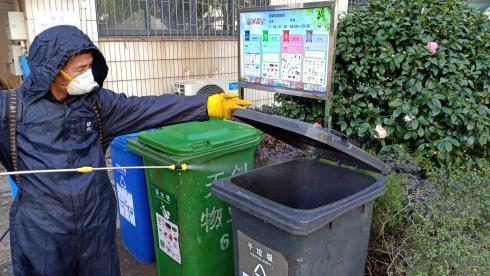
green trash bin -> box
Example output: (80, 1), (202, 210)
(127, 119), (263, 276)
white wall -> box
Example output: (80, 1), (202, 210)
(98, 39), (238, 96)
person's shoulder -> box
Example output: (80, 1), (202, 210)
(91, 87), (128, 105)
(92, 87), (115, 100)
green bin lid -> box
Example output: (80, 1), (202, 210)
(138, 119), (262, 156)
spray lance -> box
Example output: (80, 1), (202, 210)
(0, 164), (188, 242)
(0, 164), (188, 177)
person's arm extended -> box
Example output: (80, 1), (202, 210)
(96, 89), (209, 139)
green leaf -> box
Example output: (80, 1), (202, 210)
(444, 141), (453, 152)
(355, 66), (363, 75)
(478, 136), (487, 145)
(431, 98), (441, 108)
(426, 80), (436, 89)
(340, 121), (348, 131)
(396, 54), (404, 64)
(389, 99), (403, 107)
(389, 61), (395, 72)
(402, 103), (411, 113)
(448, 138), (460, 147)
(433, 94), (445, 100)
(418, 127), (424, 137)
(441, 107), (452, 114)
(431, 109), (441, 116)
(359, 125), (369, 136)
(416, 81), (423, 92)
(467, 136), (475, 146)
(393, 108), (401, 118)
(450, 114), (457, 123)
(419, 117), (430, 125)
(438, 59), (446, 67)
(410, 120), (419, 130)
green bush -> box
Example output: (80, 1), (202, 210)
(367, 174), (408, 274)
(276, 0), (490, 166)
(405, 160), (490, 275)
(366, 155), (490, 275)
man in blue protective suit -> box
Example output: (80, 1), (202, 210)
(0, 25), (250, 275)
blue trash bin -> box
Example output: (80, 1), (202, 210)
(8, 176), (18, 199)
(110, 132), (155, 264)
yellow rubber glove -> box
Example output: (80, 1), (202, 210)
(207, 93), (252, 119)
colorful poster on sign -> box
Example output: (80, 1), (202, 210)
(261, 34), (281, 85)
(239, 5), (332, 99)
(243, 33), (262, 82)
(303, 34), (329, 91)
(281, 34), (303, 87)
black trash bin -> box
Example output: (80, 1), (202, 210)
(212, 109), (386, 276)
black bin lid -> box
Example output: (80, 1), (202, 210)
(233, 109), (385, 173)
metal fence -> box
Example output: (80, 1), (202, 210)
(97, 1), (368, 38)
(96, 0), (276, 38)
(348, 0), (368, 8)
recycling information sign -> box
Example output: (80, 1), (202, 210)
(239, 2), (336, 99)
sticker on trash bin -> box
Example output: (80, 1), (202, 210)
(237, 230), (288, 276)
(116, 176), (136, 226)
(156, 212), (181, 264)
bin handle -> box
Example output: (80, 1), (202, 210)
(328, 129), (349, 142)
(190, 140), (212, 150)
(326, 129), (350, 147)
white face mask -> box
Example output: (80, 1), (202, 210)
(60, 69), (99, 95)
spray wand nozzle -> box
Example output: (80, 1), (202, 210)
(168, 164), (187, 171)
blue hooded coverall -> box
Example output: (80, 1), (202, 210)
(0, 25), (209, 275)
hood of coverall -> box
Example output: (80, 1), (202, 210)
(22, 25), (108, 104)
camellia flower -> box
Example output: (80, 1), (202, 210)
(426, 41), (438, 54)
(313, 122), (323, 128)
(403, 115), (415, 122)
(375, 124), (387, 139)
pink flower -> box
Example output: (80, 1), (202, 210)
(375, 124), (387, 139)
(313, 122), (323, 128)
(426, 41), (438, 54)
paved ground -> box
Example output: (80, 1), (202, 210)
(0, 174), (12, 275)
(0, 162), (157, 276)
